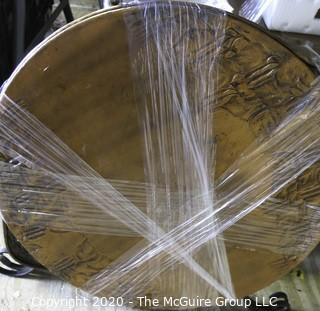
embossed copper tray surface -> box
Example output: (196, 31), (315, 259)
(2, 3), (319, 302)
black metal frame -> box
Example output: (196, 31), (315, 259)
(13, 0), (74, 66)
(98, 0), (104, 9)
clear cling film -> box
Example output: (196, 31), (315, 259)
(0, 0), (320, 308)
(239, 0), (273, 22)
(0, 90), (234, 299)
(1, 162), (320, 256)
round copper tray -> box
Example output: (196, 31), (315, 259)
(2, 3), (319, 303)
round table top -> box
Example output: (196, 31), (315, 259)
(2, 3), (319, 305)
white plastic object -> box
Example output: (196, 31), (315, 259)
(263, 0), (320, 35)
(103, 0), (233, 12)
(197, 0), (233, 12)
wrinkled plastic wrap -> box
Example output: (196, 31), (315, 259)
(0, 0), (320, 308)
(239, 0), (273, 22)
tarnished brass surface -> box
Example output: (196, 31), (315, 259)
(3, 4), (319, 302)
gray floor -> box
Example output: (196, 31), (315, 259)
(256, 247), (320, 310)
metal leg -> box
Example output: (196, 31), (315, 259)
(98, 0), (104, 9)
(13, 0), (26, 66)
(62, 1), (74, 23)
